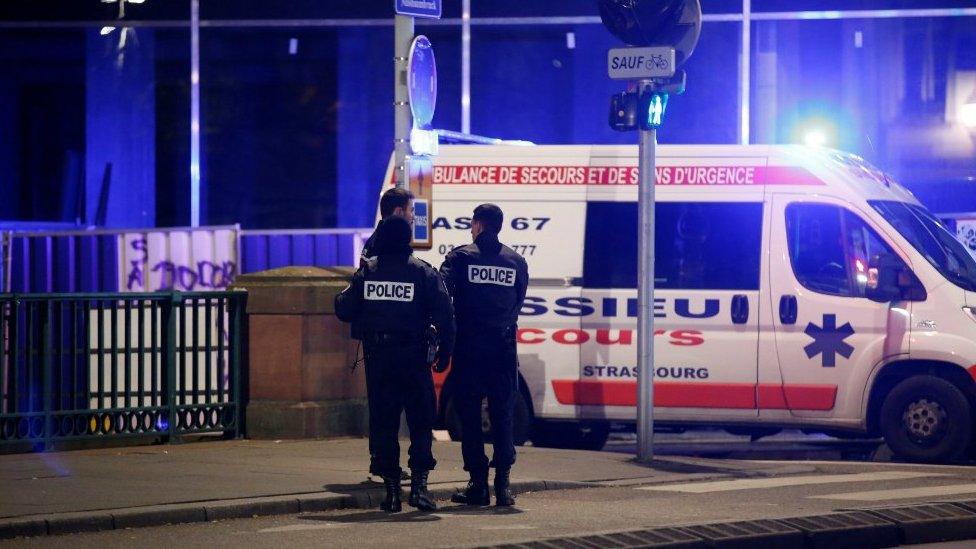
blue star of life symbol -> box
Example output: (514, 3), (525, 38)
(803, 314), (855, 367)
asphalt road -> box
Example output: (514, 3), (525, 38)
(604, 428), (890, 462)
(10, 458), (976, 548)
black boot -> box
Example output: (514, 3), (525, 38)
(380, 476), (402, 513)
(494, 468), (515, 507)
(408, 470), (437, 511)
(450, 470), (490, 505)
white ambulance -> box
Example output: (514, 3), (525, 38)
(388, 144), (976, 463)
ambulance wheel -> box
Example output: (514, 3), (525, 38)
(531, 422), (610, 451)
(443, 392), (531, 447)
(880, 375), (972, 463)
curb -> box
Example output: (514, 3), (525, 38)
(0, 479), (592, 540)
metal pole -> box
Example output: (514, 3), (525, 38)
(394, 14), (415, 189)
(461, 0), (471, 134)
(190, 0), (202, 226)
(636, 81), (656, 462)
(739, 0), (751, 145)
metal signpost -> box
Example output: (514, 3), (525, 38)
(393, 1), (441, 189)
(394, 14), (415, 189)
(598, 0), (701, 464)
(394, 1), (440, 248)
(636, 81), (660, 463)
(610, 50), (676, 458)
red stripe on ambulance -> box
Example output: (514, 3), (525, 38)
(431, 165), (825, 186)
(551, 380), (836, 411)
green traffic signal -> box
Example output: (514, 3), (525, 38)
(642, 91), (669, 130)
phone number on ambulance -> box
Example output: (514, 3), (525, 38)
(437, 244), (537, 256)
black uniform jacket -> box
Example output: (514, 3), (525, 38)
(336, 249), (456, 357)
(439, 232), (529, 334)
(360, 222), (380, 263)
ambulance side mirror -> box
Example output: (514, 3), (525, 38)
(865, 254), (926, 303)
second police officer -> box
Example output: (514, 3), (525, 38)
(439, 204), (529, 507)
(334, 216), (455, 513)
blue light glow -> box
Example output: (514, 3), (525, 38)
(961, 102), (976, 128)
(782, 103), (857, 152)
(803, 127), (829, 147)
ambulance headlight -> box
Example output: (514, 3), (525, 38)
(963, 306), (976, 324)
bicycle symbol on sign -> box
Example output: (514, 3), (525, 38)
(646, 54), (670, 70)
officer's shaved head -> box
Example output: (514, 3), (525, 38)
(472, 203), (504, 235)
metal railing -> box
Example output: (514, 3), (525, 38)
(0, 291), (246, 449)
(0, 230), (9, 296)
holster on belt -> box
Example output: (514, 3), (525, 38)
(425, 325), (438, 364)
(366, 331), (425, 347)
(458, 324), (518, 343)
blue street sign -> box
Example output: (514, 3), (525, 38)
(407, 35), (437, 130)
(413, 200), (429, 242)
(395, 0), (442, 19)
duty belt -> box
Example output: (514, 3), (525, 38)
(365, 331), (426, 346)
(458, 324), (517, 338)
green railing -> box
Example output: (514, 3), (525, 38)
(0, 292), (247, 450)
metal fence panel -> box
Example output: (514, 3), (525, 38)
(0, 292), (246, 449)
(7, 226), (240, 294)
(239, 228), (371, 272)
(9, 233), (119, 293)
(0, 231), (9, 293)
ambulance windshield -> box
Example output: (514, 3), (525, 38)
(870, 201), (976, 292)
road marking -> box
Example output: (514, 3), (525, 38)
(811, 483), (976, 501)
(258, 523), (345, 533)
(480, 525), (537, 531)
(639, 471), (944, 493)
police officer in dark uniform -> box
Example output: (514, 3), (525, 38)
(355, 187), (416, 485)
(439, 204), (528, 507)
(335, 216), (455, 513)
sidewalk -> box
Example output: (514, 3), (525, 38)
(0, 437), (809, 538)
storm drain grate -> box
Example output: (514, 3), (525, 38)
(676, 519), (802, 548)
(483, 527), (705, 548)
(475, 506), (976, 549)
(857, 502), (976, 545)
(947, 499), (976, 515)
(776, 511), (899, 549)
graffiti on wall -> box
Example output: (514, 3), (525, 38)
(121, 229), (239, 292)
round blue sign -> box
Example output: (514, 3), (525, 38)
(407, 35), (437, 129)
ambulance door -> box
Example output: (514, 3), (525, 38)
(519, 283), (584, 421)
(768, 195), (909, 418)
(576, 199), (763, 422)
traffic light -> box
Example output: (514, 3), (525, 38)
(609, 91), (638, 131)
(610, 89), (671, 131)
(641, 90), (668, 130)
(597, 0), (702, 68)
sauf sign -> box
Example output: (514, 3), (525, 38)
(608, 46), (676, 80)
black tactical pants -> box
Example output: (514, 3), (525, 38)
(364, 339), (437, 478)
(451, 329), (518, 473)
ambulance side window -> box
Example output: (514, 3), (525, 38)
(786, 203), (900, 298)
(583, 201), (763, 290)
